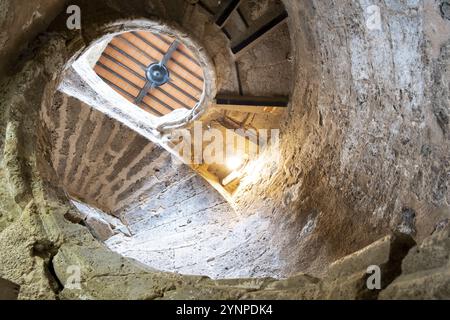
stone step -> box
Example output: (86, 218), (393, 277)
(324, 232), (416, 300)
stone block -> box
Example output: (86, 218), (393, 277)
(323, 233), (415, 299)
(85, 216), (115, 241)
(380, 226), (450, 299)
(0, 278), (20, 300)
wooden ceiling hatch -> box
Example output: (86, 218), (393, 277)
(94, 31), (205, 117)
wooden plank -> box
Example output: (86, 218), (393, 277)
(112, 37), (204, 93)
(94, 30), (205, 117)
(154, 33), (198, 61)
(214, 94), (289, 113)
(197, 0), (215, 16)
(95, 68), (173, 116)
(0, 278), (20, 300)
(221, 170), (240, 186)
(215, 0), (241, 28)
(97, 59), (193, 110)
(213, 104), (285, 115)
(215, 117), (259, 148)
(193, 165), (234, 202)
(97, 75), (163, 117)
(100, 53), (197, 108)
(231, 10), (288, 56)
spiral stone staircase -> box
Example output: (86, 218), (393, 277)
(0, 0), (449, 300)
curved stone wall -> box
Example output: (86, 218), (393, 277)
(233, 0), (450, 276)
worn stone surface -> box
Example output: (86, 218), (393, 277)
(107, 172), (282, 278)
(45, 92), (283, 279)
(380, 224), (450, 299)
(323, 233), (415, 299)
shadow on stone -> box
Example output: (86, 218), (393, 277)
(0, 278), (20, 300)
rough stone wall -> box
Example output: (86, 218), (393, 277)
(381, 221), (450, 299)
(44, 92), (281, 280)
(233, 0), (450, 276)
(108, 169), (282, 279)
(0, 0), (67, 80)
(43, 93), (165, 214)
